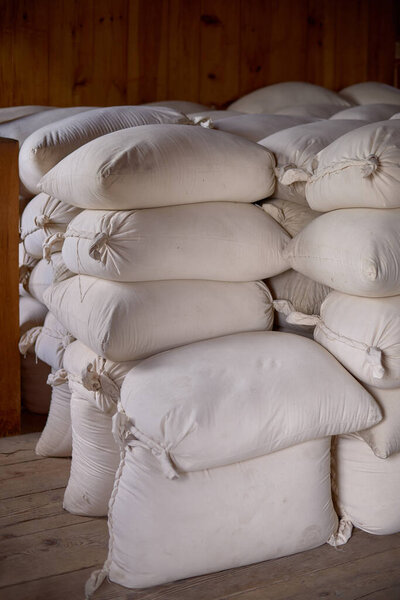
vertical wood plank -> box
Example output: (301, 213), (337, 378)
(168, 0), (202, 101)
(199, 0), (240, 107)
(0, 0), (17, 107)
(92, 0), (128, 106)
(0, 138), (20, 437)
(306, 0), (336, 89)
(334, 0), (369, 90)
(264, 0), (308, 85)
(367, 0), (396, 84)
(48, 0), (95, 107)
(127, 0), (169, 104)
(239, 0), (272, 98)
(12, 0), (50, 105)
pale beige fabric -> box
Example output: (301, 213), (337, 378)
(62, 203), (290, 282)
(340, 82), (400, 106)
(306, 120), (400, 210)
(39, 124), (276, 210)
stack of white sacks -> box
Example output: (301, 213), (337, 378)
(9, 80), (400, 594)
(16, 105), (198, 454)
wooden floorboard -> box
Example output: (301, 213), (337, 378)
(0, 433), (400, 600)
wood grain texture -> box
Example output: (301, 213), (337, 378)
(0, 0), (397, 108)
(0, 138), (20, 437)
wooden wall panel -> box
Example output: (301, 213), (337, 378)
(127, 0), (169, 104)
(0, 0), (397, 109)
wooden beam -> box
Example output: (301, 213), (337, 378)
(0, 137), (20, 437)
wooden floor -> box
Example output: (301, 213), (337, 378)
(1, 434), (400, 600)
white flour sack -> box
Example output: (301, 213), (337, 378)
(261, 198), (320, 237)
(258, 120), (365, 205)
(229, 81), (349, 113)
(340, 82), (400, 106)
(274, 104), (344, 119)
(285, 292), (400, 389)
(35, 380), (72, 458)
(27, 253), (72, 305)
(19, 295), (48, 335)
(118, 331), (379, 475)
(356, 385), (400, 459)
(18, 311), (74, 370)
(19, 106), (190, 194)
(330, 103), (400, 121)
(63, 341), (138, 516)
(332, 434), (400, 538)
(89, 438), (337, 592)
(147, 100), (208, 112)
(39, 124), (276, 209)
(20, 193), (81, 259)
(306, 120), (400, 210)
(0, 105), (53, 124)
(212, 113), (315, 142)
(43, 277), (275, 361)
(62, 203), (290, 282)
(285, 208), (400, 297)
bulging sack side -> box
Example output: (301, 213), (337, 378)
(62, 203), (290, 282)
(19, 105), (190, 194)
(20, 193), (81, 259)
(287, 292), (400, 389)
(306, 120), (400, 211)
(118, 331), (380, 475)
(284, 208), (400, 297)
(39, 124), (276, 210)
(258, 120), (366, 205)
(44, 277), (275, 362)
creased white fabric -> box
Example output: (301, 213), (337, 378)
(44, 277), (274, 361)
(39, 124), (276, 210)
(119, 331), (380, 474)
(62, 203), (290, 282)
(285, 208), (400, 297)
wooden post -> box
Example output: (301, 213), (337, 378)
(0, 137), (20, 436)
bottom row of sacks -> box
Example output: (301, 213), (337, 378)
(33, 328), (400, 594)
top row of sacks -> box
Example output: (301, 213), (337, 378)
(36, 117), (400, 213)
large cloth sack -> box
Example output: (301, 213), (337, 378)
(229, 82), (349, 113)
(356, 385), (400, 459)
(25, 253), (72, 305)
(19, 295), (47, 335)
(20, 193), (81, 259)
(274, 104), (344, 119)
(88, 439), (337, 591)
(306, 120), (400, 211)
(44, 277), (275, 362)
(119, 331), (380, 476)
(284, 208), (400, 297)
(35, 380), (72, 458)
(63, 341), (137, 516)
(62, 203), (290, 282)
(188, 109), (243, 122)
(211, 113), (315, 142)
(39, 124), (276, 210)
(18, 311), (74, 371)
(0, 107), (94, 146)
(19, 106), (190, 194)
(258, 120), (365, 205)
(0, 105), (54, 124)
(340, 82), (400, 106)
(285, 292), (400, 389)
(332, 434), (400, 538)
(330, 103), (400, 121)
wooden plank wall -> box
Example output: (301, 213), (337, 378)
(0, 0), (397, 108)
